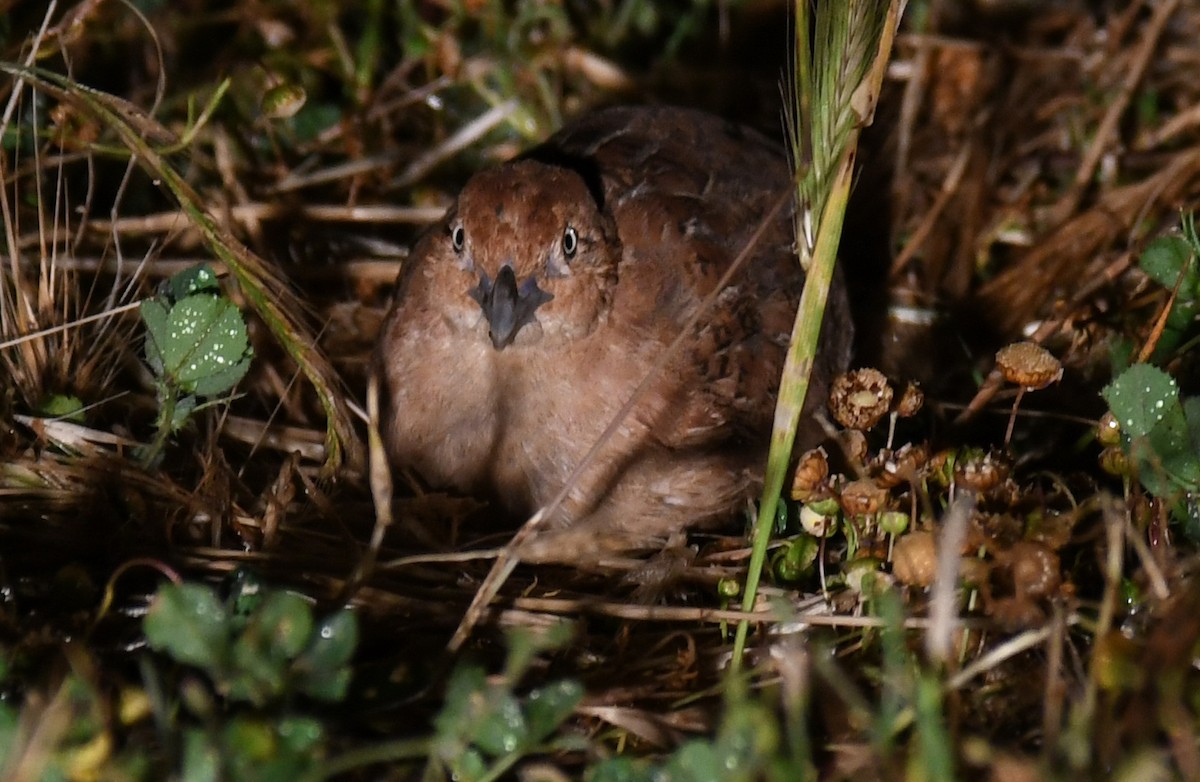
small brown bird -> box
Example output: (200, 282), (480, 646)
(376, 105), (852, 563)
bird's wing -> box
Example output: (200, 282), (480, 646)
(538, 106), (851, 452)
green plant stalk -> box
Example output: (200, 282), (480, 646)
(355, 0), (386, 100)
(163, 78), (232, 154)
(141, 384), (177, 467)
(791, 3), (813, 206)
(732, 0), (902, 669)
(732, 147), (855, 667)
(477, 752), (524, 782)
(914, 674), (955, 781)
(0, 81), (228, 160)
(0, 62), (364, 477)
(302, 738), (430, 781)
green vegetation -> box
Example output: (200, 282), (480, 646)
(139, 265), (253, 465)
(3, 1), (1200, 779)
(1101, 218), (1200, 535)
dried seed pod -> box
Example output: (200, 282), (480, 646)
(975, 512), (1024, 550)
(925, 449), (956, 488)
(996, 342), (1062, 448)
(839, 428), (870, 463)
(892, 530), (937, 587)
(799, 503), (838, 537)
(1006, 541), (1061, 600)
(1098, 446), (1130, 478)
(839, 478), (888, 516)
(959, 557), (990, 588)
(877, 442), (929, 488)
(988, 596), (1046, 631)
(829, 368), (894, 430)
(1096, 411), (1121, 448)
(894, 381), (924, 417)
(954, 449), (1010, 493)
(806, 495), (841, 517)
(1024, 510), (1074, 551)
(995, 341), (1063, 390)
(844, 555), (886, 595)
(790, 447), (830, 501)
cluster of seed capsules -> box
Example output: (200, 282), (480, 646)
(771, 342), (1070, 630)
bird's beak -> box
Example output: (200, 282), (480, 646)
(468, 265), (554, 349)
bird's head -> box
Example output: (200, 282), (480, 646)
(413, 158), (620, 350)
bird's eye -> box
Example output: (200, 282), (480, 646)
(451, 224), (465, 252)
(562, 226), (578, 259)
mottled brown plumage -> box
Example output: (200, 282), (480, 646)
(376, 105), (852, 563)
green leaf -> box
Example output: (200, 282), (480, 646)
(144, 583), (230, 671)
(1139, 235), (1195, 291)
(1184, 397), (1200, 453)
(168, 263), (221, 301)
(220, 717), (320, 782)
(434, 661), (534, 757)
(148, 293), (252, 397)
(180, 728), (221, 782)
(1102, 364), (1179, 438)
(470, 690), (527, 756)
(298, 609), (358, 672)
(297, 666), (352, 702)
(662, 740), (725, 782)
(247, 591), (315, 662)
(501, 623), (573, 682)
(140, 298), (169, 374)
(449, 747), (487, 782)
(228, 635), (286, 704)
(435, 664), (488, 742)
(715, 700), (777, 778)
(277, 717), (324, 753)
(224, 567), (266, 625)
(169, 395), (198, 432)
(1125, 393), (1200, 502)
(1104, 365), (1200, 501)
(586, 758), (655, 782)
(774, 535), (820, 581)
(0, 707), (17, 770)
(1146, 398), (1200, 489)
(1165, 298), (1198, 331)
(190, 352), (252, 398)
(915, 674), (956, 782)
(524, 680), (583, 743)
(288, 101), (342, 144)
(502, 627), (541, 682)
(226, 591), (315, 704)
(223, 716), (276, 762)
(1182, 495), (1200, 544)
(38, 394), (85, 422)
(1108, 335), (1136, 375)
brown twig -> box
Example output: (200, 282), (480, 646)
(1047, 0), (1182, 226)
